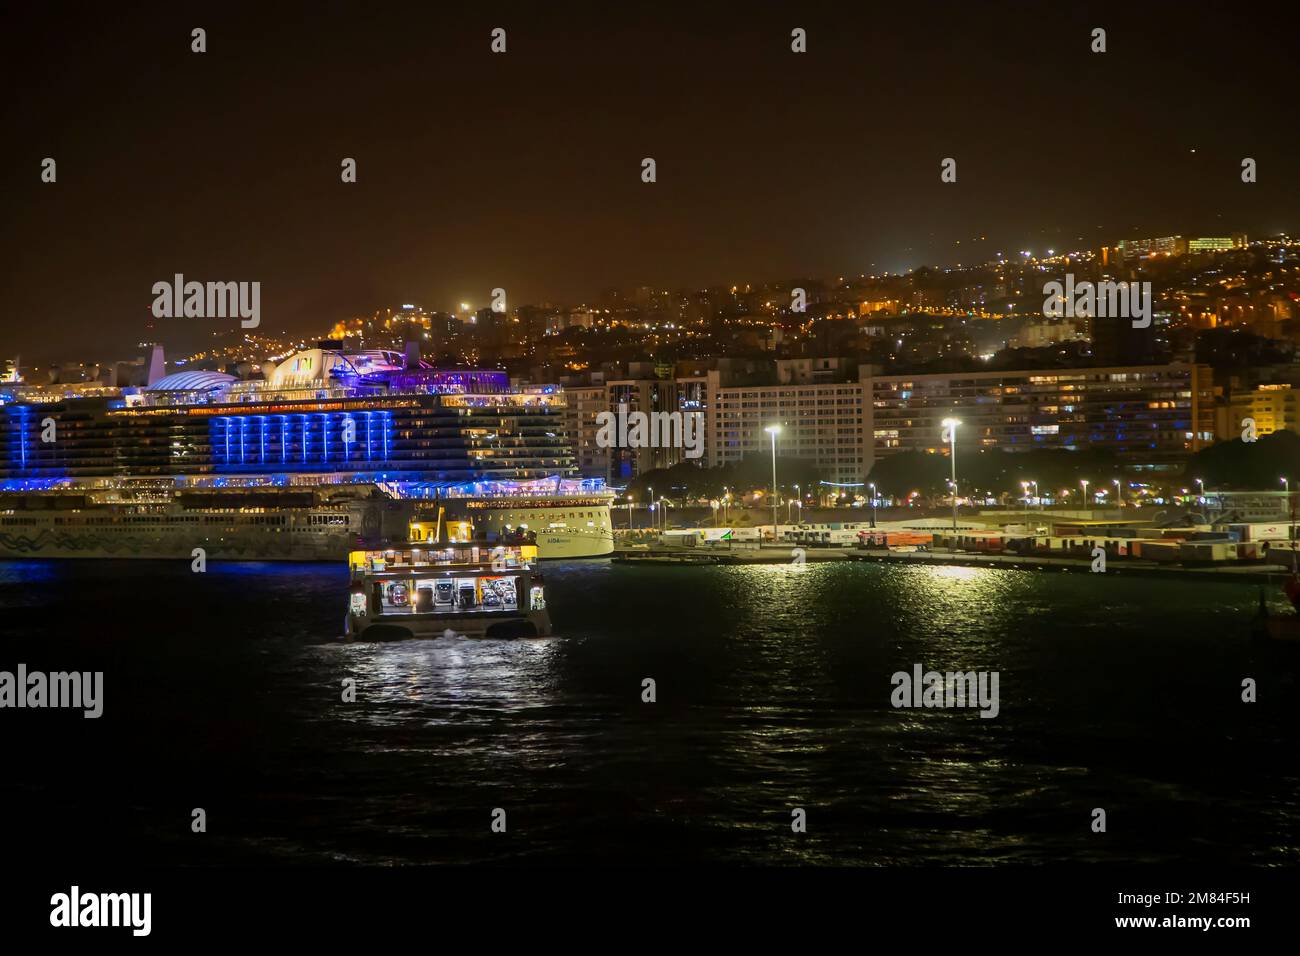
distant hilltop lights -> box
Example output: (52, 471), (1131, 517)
(4, 232), (1293, 379)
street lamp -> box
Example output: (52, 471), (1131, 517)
(942, 418), (961, 530)
(1113, 478), (1121, 506)
(765, 425), (781, 542)
(627, 494), (634, 531)
(869, 482), (877, 528)
(1080, 478), (1089, 508)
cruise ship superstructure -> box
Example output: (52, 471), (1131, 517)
(0, 345), (613, 560)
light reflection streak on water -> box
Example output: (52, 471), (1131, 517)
(325, 635), (562, 721)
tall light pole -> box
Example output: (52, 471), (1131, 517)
(1080, 478), (1089, 510)
(1113, 478), (1121, 508)
(765, 424), (781, 543)
(869, 482), (877, 528)
(627, 494), (634, 531)
(1288, 479), (1297, 554)
(942, 418), (960, 531)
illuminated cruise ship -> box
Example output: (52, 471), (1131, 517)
(0, 345), (614, 560)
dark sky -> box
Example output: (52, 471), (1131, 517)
(2, 1), (1297, 362)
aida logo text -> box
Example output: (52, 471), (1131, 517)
(890, 664), (1000, 718)
(151, 273), (260, 328)
(1042, 273), (1152, 328)
(595, 404), (704, 459)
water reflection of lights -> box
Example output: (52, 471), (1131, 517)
(331, 636), (560, 720)
(880, 564), (1034, 649)
(716, 562), (830, 602)
(908, 564), (1019, 608)
(926, 564), (987, 583)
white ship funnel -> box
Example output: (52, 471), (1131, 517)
(146, 344), (166, 386)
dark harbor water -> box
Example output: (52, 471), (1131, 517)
(2, 558), (1298, 866)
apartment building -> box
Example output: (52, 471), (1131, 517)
(870, 364), (1215, 470)
(1218, 383), (1299, 440)
(707, 370), (869, 486)
(559, 361), (869, 485)
(561, 360), (1218, 485)
(561, 384), (611, 479)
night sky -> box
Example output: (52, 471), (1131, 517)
(2, 1), (1297, 361)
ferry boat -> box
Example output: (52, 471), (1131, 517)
(0, 344), (614, 560)
(344, 535), (550, 641)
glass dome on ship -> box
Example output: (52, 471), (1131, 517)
(0, 345), (614, 561)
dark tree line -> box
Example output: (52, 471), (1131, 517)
(624, 455), (824, 501)
(1184, 430), (1300, 490)
(866, 447), (1127, 497)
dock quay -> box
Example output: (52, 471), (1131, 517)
(613, 544), (1295, 583)
(612, 545), (851, 565)
(846, 548), (1292, 584)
